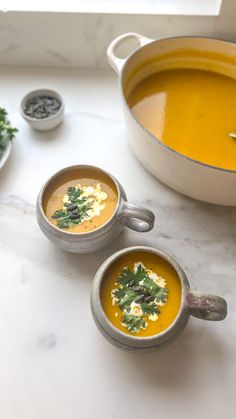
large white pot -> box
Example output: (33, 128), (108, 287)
(107, 33), (236, 206)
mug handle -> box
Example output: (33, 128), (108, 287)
(187, 291), (227, 321)
(107, 32), (154, 74)
(119, 201), (155, 232)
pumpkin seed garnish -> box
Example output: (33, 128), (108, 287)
(24, 95), (61, 119)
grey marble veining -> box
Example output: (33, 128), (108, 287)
(0, 11), (218, 68)
(0, 66), (235, 419)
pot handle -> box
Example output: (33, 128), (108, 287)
(119, 201), (155, 232)
(107, 32), (154, 74)
(186, 291), (227, 321)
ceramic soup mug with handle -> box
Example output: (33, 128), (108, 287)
(91, 246), (227, 352)
(36, 165), (155, 253)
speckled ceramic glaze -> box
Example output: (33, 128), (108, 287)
(91, 246), (227, 352)
(36, 165), (155, 253)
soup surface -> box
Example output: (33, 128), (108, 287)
(101, 251), (182, 337)
(44, 169), (118, 233)
(128, 68), (236, 170)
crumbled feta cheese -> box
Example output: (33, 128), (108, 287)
(155, 276), (167, 288)
(156, 300), (165, 307)
(95, 183), (101, 191)
(63, 194), (69, 203)
(112, 298), (119, 306)
(99, 192), (108, 200)
(84, 186), (95, 194)
(129, 301), (143, 317)
(147, 270), (158, 281)
(149, 313), (159, 321)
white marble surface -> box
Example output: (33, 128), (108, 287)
(0, 12), (217, 68)
(0, 66), (235, 419)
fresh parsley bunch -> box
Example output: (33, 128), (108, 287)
(0, 107), (18, 159)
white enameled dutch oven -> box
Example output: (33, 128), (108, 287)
(107, 33), (236, 206)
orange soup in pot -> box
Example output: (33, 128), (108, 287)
(128, 68), (236, 170)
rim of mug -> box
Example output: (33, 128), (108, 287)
(92, 245), (189, 343)
(37, 164), (121, 236)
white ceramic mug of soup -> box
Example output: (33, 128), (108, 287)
(36, 165), (155, 253)
(91, 246), (227, 352)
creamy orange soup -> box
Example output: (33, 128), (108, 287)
(128, 68), (236, 170)
(101, 251), (182, 337)
(44, 168), (118, 233)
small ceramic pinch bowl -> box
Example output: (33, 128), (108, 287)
(91, 246), (227, 352)
(36, 165), (155, 253)
(20, 88), (64, 131)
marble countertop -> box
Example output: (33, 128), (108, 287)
(0, 66), (235, 419)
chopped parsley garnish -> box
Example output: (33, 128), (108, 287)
(112, 263), (168, 334)
(52, 186), (91, 229)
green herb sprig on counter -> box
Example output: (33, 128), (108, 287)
(0, 107), (18, 159)
(52, 186), (92, 229)
(112, 264), (168, 334)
